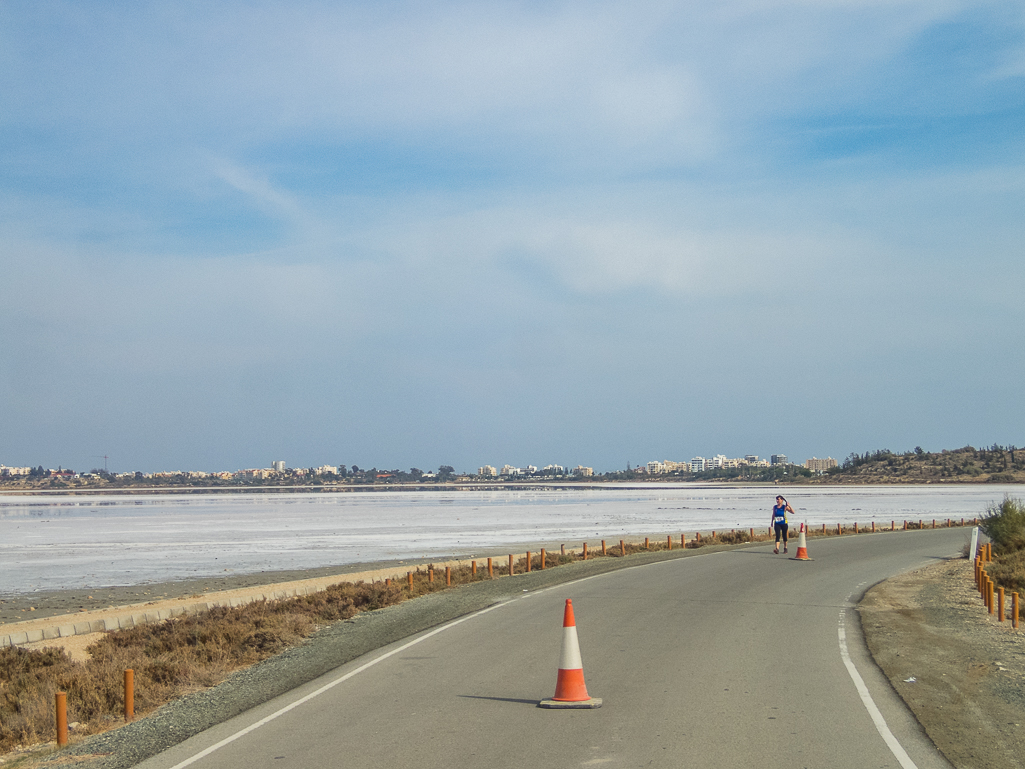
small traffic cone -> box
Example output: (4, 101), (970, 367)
(792, 522), (812, 561)
(539, 599), (602, 709)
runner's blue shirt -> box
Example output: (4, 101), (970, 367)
(772, 504), (787, 525)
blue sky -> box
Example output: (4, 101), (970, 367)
(1, 0), (1023, 474)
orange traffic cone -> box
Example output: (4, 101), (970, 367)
(539, 599), (602, 709)
(792, 522), (812, 561)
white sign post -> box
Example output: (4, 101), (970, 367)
(969, 526), (979, 560)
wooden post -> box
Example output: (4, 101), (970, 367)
(711, 531), (715, 540)
(989, 580), (995, 614)
(999, 587), (1005, 621)
(602, 540), (607, 555)
(428, 567), (434, 582)
(561, 544), (565, 556)
(854, 522), (858, 534)
(871, 521), (875, 532)
(837, 523), (842, 535)
(508, 554), (514, 576)
(488, 557), (493, 578)
(1014, 592), (1019, 629)
(823, 524), (827, 534)
(526, 552), (531, 573)
(696, 532), (702, 542)
(446, 566), (451, 586)
(668, 535), (673, 550)
(385, 578), (391, 586)
(749, 528), (754, 541)
(56, 692), (68, 746)
(620, 539), (625, 556)
(891, 520), (895, 531)
(541, 548), (546, 569)
(471, 561), (476, 577)
(583, 542), (588, 560)
(407, 572), (413, 589)
(680, 534), (685, 548)
(645, 537), (649, 549)
(125, 669), (134, 722)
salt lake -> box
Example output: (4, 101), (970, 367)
(0, 484), (1017, 594)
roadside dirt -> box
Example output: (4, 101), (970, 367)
(860, 558), (1025, 769)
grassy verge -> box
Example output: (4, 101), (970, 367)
(0, 521), (971, 755)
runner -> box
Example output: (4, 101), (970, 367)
(770, 495), (793, 554)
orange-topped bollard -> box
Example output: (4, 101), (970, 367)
(1014, 592), (1020, 629)
(446, 566), (451, 586)
(125, 669), (134, 721)
(999, 587), (1005, 621)
(509, 554), (514, 576)
(541, 548), (546, 569)
(56, 692), (68, 746)
(488, 557), (493, 578)
(526, 552), (531, 573)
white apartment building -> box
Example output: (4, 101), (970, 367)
(478, 465), (498, 477)
(805, 457), (838, 473)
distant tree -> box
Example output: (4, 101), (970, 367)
(438, 465), (455, 480)
(410, 468), (423, 478)
(915, 446), (924, 455)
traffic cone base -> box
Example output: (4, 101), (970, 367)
(539, 599), (602, 709)
(792, 522), (812, 561)
(539, 696), (603, 709)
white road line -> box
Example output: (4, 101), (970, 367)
(165, 600), (514, 769)
(838, 608), (919, 769)
(162, 549), (733, 769)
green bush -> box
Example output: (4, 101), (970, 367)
(980, 495), (1025, 554)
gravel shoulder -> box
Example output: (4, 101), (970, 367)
(860, 558), (1025, 769)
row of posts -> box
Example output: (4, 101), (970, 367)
(388, 519), (977, 588)
(975, 542), (1020, 629)
(55, 669), (133, 747)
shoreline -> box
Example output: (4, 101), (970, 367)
(3, 478), (1022, 496)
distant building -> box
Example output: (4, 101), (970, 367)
(478, 465), (498, 477)
(805, 457), (838, 473)
(745, 455), (759, 463)
(314, 465), (338, 475)
(0, 466), (32, 477)
(691, 457), (706, 472)
(771, 454), (788, 466)
(573, 466), (594, 477)
(272, 460), (285, 473)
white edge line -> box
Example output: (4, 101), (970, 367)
(166, 601), (512, 769)
(166, 550), (723, 769)
(838, 608), (919, 769)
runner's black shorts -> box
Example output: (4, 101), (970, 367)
(774, 522), (789, 542)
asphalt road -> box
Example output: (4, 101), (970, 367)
(135, 530), (966, 769)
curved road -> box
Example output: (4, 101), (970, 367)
(138, 529), (965, 769)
